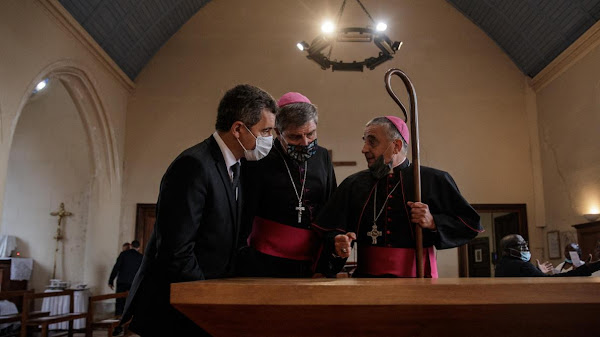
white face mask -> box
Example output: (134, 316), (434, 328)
(237, 124), (272, 161)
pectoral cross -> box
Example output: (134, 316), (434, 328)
(295, 202), (305, 223)
(367, 224), (382, 244)
(50, 203), (72, 279)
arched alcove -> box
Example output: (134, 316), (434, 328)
(2, 61), (122, 291)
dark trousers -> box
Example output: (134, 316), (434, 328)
(115, 283), (131, 316)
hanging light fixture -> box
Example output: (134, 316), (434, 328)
(296, 0), (402, 72)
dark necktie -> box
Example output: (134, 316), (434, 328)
(231, 162), (240, 200)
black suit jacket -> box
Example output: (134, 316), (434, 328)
(122, 135), (242, 334)
(108, 249), (143, 286)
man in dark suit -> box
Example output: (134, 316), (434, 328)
(108, 239), (143, 316)
(122, 84), (278, 336)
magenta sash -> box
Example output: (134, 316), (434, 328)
(247, 217), (319, 261)
(357, 245), (438, 278)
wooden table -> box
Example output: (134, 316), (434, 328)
(171, 277), (600, 337)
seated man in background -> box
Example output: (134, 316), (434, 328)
(238, 92), (339, 277)
(495, 234), (600, 277)
(554, 242), (588, 274)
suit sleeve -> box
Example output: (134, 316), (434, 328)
(154, 156), (206, 283)
(108, 252), (123, 285)
(432, 172), (483, 249)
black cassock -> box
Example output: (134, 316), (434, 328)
(237, 139), (339, 277)
(316, 159), (482, 278)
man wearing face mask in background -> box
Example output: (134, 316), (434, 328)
(553, 242), (589, 274)
(495, 234), (600, 277)
(237, 92), (339, 277)
(122, 84), (277, 336)
(316, 116), (482, 277)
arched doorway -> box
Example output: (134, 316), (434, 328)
(1, 61), (122, 292)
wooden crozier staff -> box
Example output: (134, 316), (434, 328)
(384, 68), (423, 278)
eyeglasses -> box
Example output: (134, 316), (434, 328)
(513, 242), (529, 252)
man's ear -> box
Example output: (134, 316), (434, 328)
(392, 139), (403, 154)
(231, 121), (244, 138)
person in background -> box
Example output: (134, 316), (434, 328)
(495, 234), (600, 277)
(108, 240), (143, 335)
(554, 242), (588, 274)
(121, 242), (131, 251)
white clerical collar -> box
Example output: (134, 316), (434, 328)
(213, 131), (240, 177)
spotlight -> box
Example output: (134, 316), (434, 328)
(321, 21), (335, 33)
(376, 22), (387, 32)
(296, 41), (309, 51)
(35, 79), (48, 92)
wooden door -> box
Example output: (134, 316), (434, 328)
(468, 237), (491, 277)
(135, 204), (156, 253)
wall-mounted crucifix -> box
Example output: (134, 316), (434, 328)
(50, 202), (72, 279)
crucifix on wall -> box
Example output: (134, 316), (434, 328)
(50, 202), (72, 279)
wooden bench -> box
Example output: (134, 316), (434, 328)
(85, 291), (131, 337)
(22, 289), (86, 337)
(0, 290), (50, 337)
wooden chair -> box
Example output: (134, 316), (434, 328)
(85, 291), (131, 337)
(21, 289), (86, 337)
(0, 290), (50, 337)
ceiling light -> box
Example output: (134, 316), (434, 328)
(297, 1), (401, 72)
(296, 41), (309, 51)
(35, 79), (48, 92)
(321, 21), (335, 33)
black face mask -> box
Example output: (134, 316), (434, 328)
(369, 154), (393, 179)
(368, 143), (394, 179)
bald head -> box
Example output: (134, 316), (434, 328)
(500, 234), (528, 258)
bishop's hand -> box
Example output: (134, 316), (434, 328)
(334, 232), (356, 258)
(407, 201), (436, 230)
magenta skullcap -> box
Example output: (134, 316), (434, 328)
(385, 115), (410, 144)
(277, 92), (312, 108)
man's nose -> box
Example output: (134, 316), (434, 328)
(361, 143), (369, 153)
(299, 136), (310, 146)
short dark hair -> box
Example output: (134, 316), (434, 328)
(122, 242), (130, 247)
(276, 102), (318, 132)
(131, 240), (140, 248)
(215, 84), (278, 132)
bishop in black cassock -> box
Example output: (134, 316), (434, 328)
(316, 116), (482, 277)
(237, 92), (340, 277)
